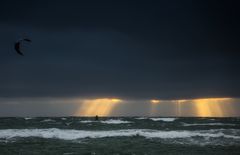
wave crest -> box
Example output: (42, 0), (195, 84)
(0, 128), (239, 142)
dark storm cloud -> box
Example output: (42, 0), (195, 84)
(0, 0), (240, 99)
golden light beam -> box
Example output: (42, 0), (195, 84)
(193, 98), (232, 117)
(148, 98), (233, 117)
(174, 100), (187, 117)
(73, 97), (234, 117)
(149, 99), (161, 116)
(74, 98), (122, 116)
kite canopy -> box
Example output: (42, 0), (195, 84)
(14, 38), (32, 56)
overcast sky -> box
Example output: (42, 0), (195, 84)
(0, 0), (240, 116)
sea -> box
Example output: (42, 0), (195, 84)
(0, 117), (240, 155)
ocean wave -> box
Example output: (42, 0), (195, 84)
(135, 117), (147, 120)
(65, 122), (72, 126)
(149, 118), (177, 122)
(79, 119), (132, 124)
(24, 117), (34, 120)
(0, 128), (239, 142)
(182, 123), (236, 126)
(40, 119), (56, 123)
(80, 120), (96, 123)
(100, 119), (132, 124)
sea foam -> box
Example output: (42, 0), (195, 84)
(40, 119), (56, 123)
(149, 118), (177, 122)
(182, 123), (236, 126)
(24, 117), (34, 120)
(100, 119), (132, 124)
(135, 117), (147, 120)
(0, 128), (239, 141)
(79, 119), (132, 124)
(80, 120), (96, 123)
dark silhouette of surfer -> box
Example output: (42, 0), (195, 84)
(14, 38), (32, 56)
(95, 115), (99, 121)
(14, 42), (23, 56)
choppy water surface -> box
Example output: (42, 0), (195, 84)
(0, 117), (240, 155)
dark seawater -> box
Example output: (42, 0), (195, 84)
(0, 117), (240, 155)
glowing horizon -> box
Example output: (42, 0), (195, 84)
(74, 97), (238, 117)
(72, 97), (237, 117)
(0, 97), (239, 117)
(150, 99), (161, 104)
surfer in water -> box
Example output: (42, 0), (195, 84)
(14, 37), (32, 56)
(95, 115), (99, 121)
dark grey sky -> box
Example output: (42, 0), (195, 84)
(0, 0), (240, 100)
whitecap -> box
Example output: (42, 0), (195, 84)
(182, 123), (236, 126)
(24, 117), (33, 120)
(135, 117), (147, 120)
(40, 119), (55, 122)
(149, 118), (177, 122)
(80, 119), (132, 124)
(100, 119), (132, 124)
(80, 120), (96, 123)
(0, 128), (239, 142)
(66, 122), (72, 126)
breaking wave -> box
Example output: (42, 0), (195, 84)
(100, 119), (132, 124)
(0, 128), (239, 144)
(40, 119), (56, 123)
(182, 123), (236, 126)
(149, 118), (177, 122)
(80, 120), (96, 123)
(135, 117), (147, 120)
(24, 117), (34, 120)
(79, 119), (132, 124)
